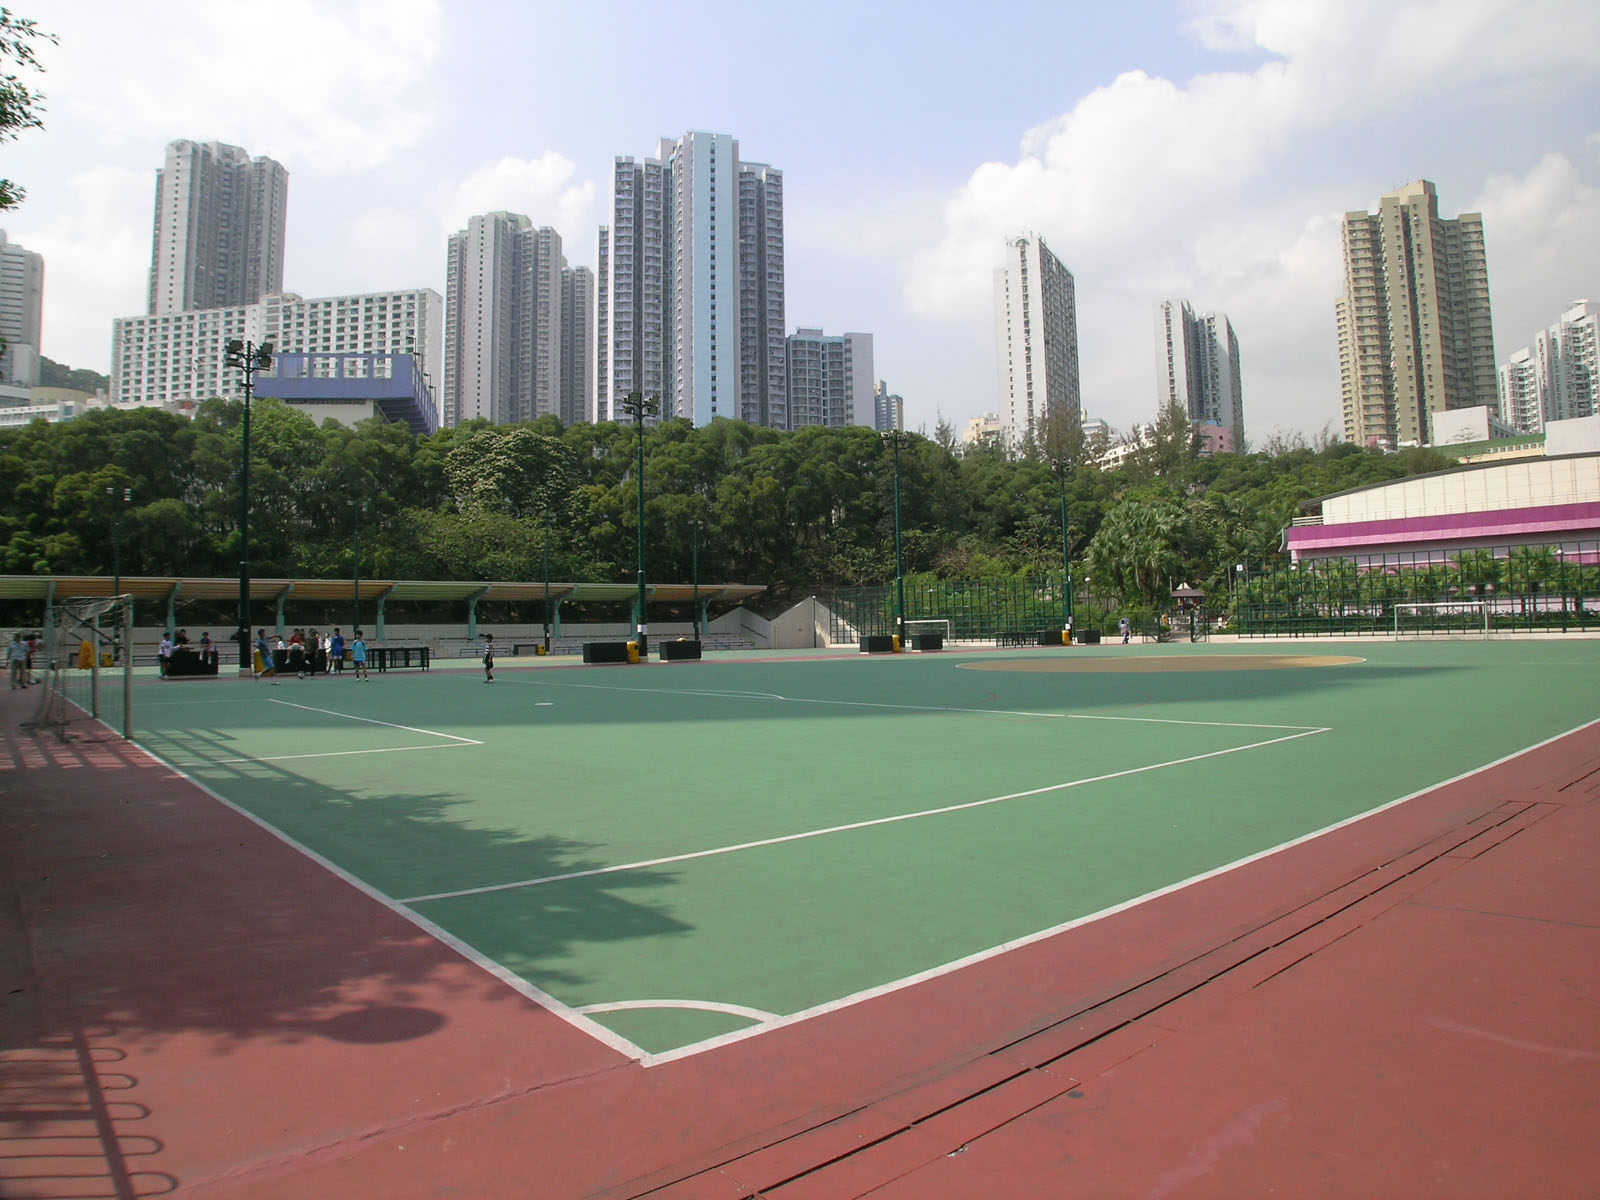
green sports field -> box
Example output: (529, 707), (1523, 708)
(129, 639), (1600, 1060)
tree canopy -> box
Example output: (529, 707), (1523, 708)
(0, 399), (1461, 615)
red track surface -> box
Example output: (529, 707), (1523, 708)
(2, 686), (1597, 1198)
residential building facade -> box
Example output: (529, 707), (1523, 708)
(147, 139), (288, 316)
(1155, 298), (1244, 450)
(1498, 300), (1600, 433)
(0, 230), (44, 397)
(109, 288), (443, 418)
(873, 379), (903, 432)
(442, 212), (566, 426)
(560, 266), (595, 425)
(1336, 179), (1496, 449)
(994, 232), (1081, 451)
(786, 328), (872, 429)
(601, 131), (785, 429)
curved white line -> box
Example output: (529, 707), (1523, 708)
(576, 998), (778, 1023)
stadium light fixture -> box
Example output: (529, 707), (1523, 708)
(224, 338), (273, 672)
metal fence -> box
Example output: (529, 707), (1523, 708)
(1234, 542), (1600, 637)
(826, 575), (1119, 643)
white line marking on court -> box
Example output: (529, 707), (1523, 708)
(531, 680), (1322, 732)
(170, 742), (479, 767)
(400, 726), (1329, 905)
(129, 743), (653, 1064)
(632, 713), (1600, 1067)
(576, 998), (779, 1023)
(265, 698), (482, 745)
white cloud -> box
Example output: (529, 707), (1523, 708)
(11, 167), (150, 371)
(47, 0), (444, 172)
(1471, 149), (1600, 350)
(441, 155), (598, 243)
(904, 0), (1600, 437)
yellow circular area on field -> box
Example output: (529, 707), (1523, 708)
(957, 654), (1365, 673)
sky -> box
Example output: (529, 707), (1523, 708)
(6, 0), (1600, 444)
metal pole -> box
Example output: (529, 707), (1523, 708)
(238, 369), (251, 674)
(353, 506), (361, 634)
(1057, 459), (1072, 629)
(122, 599), (133, 739)
(543, 511), (552, 654)
(692, 520), (701, 642)
(890, 432), (906, 644)
(636, 404), (648, 656)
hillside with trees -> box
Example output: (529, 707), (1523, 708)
(0, 401), (1457, 613)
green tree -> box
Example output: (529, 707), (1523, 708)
(0, 9), (55, 210)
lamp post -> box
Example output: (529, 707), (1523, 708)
(542, 508), (553, 654)
(883, 430), (910, 644)
(351, 503), (362, 635)
(619, 391), (659, 655)
(107, 485), (131, 598)
(691, 518), (702, 642)
(224, 338), (273, 673)
(1054, 456), (1073, 631)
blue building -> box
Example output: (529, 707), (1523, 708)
(254, 352), (438, 436)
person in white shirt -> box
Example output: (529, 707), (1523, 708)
(8, 633), (28, 689)
(158, 632), (174, 679)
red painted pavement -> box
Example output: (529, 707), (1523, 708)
(2, 685), (1596, 1198)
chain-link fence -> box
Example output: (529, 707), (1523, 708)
(825, 575), (1122, 643)
(1233, 542), (1600, 637)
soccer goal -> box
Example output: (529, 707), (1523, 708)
(902, 618), (951, 642)
(1391, 600), (1492, 641)
(25, 595), (135, 739)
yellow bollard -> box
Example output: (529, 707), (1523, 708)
(77, 640), (95, 669)
(626, 641), (641, 664)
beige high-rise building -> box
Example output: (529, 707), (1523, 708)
(1336, 180), (1496, 448)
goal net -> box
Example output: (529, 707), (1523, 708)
(25, 596), (135, 739)
(1391, 600), (1492, 641)
(902, 618), (950, 641)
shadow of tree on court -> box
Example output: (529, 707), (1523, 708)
(0, 719), (690, 1056)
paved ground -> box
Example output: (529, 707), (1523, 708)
(2, 680), (1597, 1198)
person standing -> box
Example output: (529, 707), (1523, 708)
(1119, 616), (1132, 645)
(329, 628), (346, 674)
(351, 629), (369, 680)
(158, 631), (174, 679)
(482, 634), (495, 683)
(254, 628), (278, 683)
(8, 632), (27, 690)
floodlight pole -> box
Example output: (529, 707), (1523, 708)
(352, 504), (362, 634)
(620, 391), (659, 655)
(1055, 456), (1073, 629)
(542, 509), (552, 654)
(225, 338), (273, 673)
(107, 485), (130, 600)
(884, 431), (909, 644)
(691, 519), (702, 642)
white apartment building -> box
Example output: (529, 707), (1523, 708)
(963, 412), (1004, 447)
(599, 131), (785, 429)
(1336, 180), (1497, 448)
(147, 139), (288, 316)
(874, 379), (904, 433)
(110, 288), (443, 414)
(560, 266), (595, 426)
(443, 213), (570, 427)
(1498, 300), (1600, 433)
(786, 328), (872, 429)
(994, 233), (1081, 451)
(0, 230), (44, 398)
(1155, 298), (1244, 449)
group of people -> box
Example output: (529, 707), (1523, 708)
(253, 627), (368, 682)
(8, 631), (39, 690)
(157, 629), (217, 678)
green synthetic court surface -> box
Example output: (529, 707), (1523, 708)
(128, 640), (1600, 1062)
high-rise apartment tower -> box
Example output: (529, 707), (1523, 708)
(994, 233), (1081, 450)
(1336, 180), (1496, 448)
(443, 212), (567, 426)
(147, 139), (287, 315)
(0, 230), (44, 391)
(1498, 300), (1600, 433)
(600, 131), (785, 428)
(1155, 299), (1244, 450)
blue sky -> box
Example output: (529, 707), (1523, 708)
(8, 0), (1600, 441)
